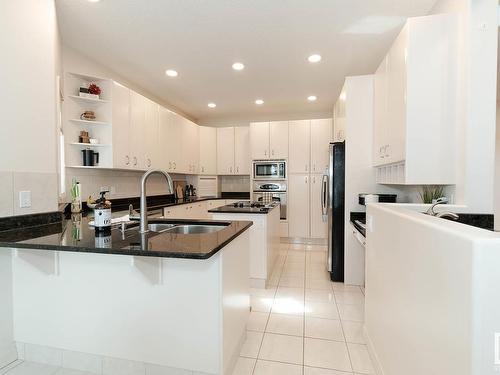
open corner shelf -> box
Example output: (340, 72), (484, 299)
(69, 118), (110, 126)
(68, 95), (110, 104)
(69, 143), (111, 148)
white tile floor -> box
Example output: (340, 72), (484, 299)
(0, 242), (374, 375)
(233, 242), (375, 375)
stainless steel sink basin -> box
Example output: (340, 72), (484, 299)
(164, 224), (226, 234)
(147, 223), (177, 232)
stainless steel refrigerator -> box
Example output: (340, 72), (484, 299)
(322, 142), (345, 282)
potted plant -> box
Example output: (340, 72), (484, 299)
(419, 185), (445, 204)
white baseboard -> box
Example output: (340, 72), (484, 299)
(0, 343), (17, 370)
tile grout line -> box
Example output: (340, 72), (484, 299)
(333, 281), (355, 373)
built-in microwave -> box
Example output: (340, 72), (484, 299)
(253, 160), (286, 180)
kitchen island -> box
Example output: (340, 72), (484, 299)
(209, 201), (280, 288)
(0, 211), (252, 375)
(365, 203), (500, 375)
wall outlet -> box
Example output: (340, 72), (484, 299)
(19, 191), (31, 208)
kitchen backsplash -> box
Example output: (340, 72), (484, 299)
(65, 169), (187, 202)
(219, 175), (250, 193)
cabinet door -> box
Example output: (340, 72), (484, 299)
(234, 126), (250, 175)
(249, 122), (270, 159)
(310, 174), (327, 239)
(216, 127), (235, 175)
(199, 126), (217, 175)
(386, 26), (407, 164)
(158, 107), (181, 173)
(187, 120), (200, 174)
(129, 90), (146, 170)
(111, 82), (131, 169)
(372, 57), (388, 166)
(310, 119), (332, 174)
(288, 174), (310, 238)
(288, 120), (311, 174)
(333, 88), (346, 142)
(269, 121), (288, 159)
(144, 98), (159, 169)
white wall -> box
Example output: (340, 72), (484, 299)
(0, 0), (61, 217)
(0, 250), (15, 368)
(431, 0), (498, 213)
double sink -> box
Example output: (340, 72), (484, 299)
(147, 222), (228, 234)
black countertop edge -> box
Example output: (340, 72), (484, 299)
(220, 191), (251, 199)
(208, 203), (279, 214)
(0, 211), (63, 232)
(0, 219), (253, 259)
(350, 212), (366, 237)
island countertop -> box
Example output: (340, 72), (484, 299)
(0, 213), (252, 259)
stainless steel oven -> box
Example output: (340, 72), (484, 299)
(253, 181), (287, 220)
(253, 160), (286, 180)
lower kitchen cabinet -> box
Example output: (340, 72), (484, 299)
(288, 174), (310, 238)
(310, 173), (327, 239)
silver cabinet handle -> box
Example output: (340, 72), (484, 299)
(125, 155), (130, 166)
(230, 166), (233, 173)
(133, 156), (137, 166)
(236, 166), (239, 173)
(201, 166), (204, 173)
(272, 150), (275, 156)
(305, 176), (308, 183)
(264, 150), (267, 156)
(173, 162), (176, 170)
(169, 161), (172, 170)
(313, 164), (316, 172)
(147, 158), (151, 168)
(313, 176), (316, 183)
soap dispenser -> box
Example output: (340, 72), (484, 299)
(94, 191), (111, 232)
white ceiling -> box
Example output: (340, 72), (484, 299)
(56, 0), (438, 123)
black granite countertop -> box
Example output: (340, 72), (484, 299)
(209, 202), (279, 215)
(0, 211), (252, 259)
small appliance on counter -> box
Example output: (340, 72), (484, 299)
(358, 193), (397, 205)
(82, 149), (99, 166)
(93, 191), (112, 232)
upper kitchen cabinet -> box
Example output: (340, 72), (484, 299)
(288, 120), (311, 174)
(158, 108), (182, 173)
(143, 97), (159, 169)
(250, 122), (270, 159)
(310, 119), (332, 174)
(199, 126), (217, 175)
(111, 81), (131, 169)
(373, 14), (457, 185)
(129, 90), (147, 170)
(250, 121), (288, 160)
(217, 126), (250, 175)
(181, 118), (200, 174)
(333, 89), (346, 142)
(234, 126), (250, 175)
(269, 121), (288, 159)
(217, 127), (235, 175)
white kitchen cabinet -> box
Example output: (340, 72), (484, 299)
(111, 81), (131, 169)
(234, 126), (250, 175)
(217, 127), (235, 175)
(199, 126), (217, 175)
(143, 97), (159, 169)
(310, 119), (332, 174)
(158, 107), (182, 173)
(288, 174), (310, 238)
(372, 14), (457, 185)
(310, 174), (327, 239)
(129, 90), (147, 170)
(250, 122), (270, 159)
(288, 120), (311, 174)
(181, 118), (199, 174)
(269, 121), (288, 159)
(333, 88), (346, 142)
(250, 121), (288, 160)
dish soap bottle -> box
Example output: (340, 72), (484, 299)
(94, 191), (111, 232)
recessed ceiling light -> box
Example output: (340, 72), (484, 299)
(255, 99), (264, 105)
(165, 69), (178, 77)
(308, 54), (322, 63)
(307, 95), (317, 102)
(232, 62), (245, 71)
(208, 103), (217, 108)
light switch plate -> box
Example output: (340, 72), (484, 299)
(19, 191), (31, 208)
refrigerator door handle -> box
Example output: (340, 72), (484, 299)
(321, 174), (328, 221)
